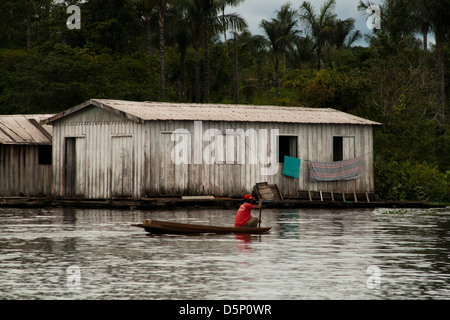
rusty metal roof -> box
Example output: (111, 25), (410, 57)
(0, 115), (53, 145)
(42, 99), (381, 126)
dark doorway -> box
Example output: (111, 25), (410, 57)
(278, 135), (298, 163)
(64, 138), (76, 196)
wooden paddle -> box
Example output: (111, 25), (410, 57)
(258, 198), (262, 227)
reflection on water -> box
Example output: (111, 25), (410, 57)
(0, 206), (449, 299)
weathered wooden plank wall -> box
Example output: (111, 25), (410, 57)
(51, 107), (375, 198)
(0, 145), (52, 196)
(52, 119), (145, 199)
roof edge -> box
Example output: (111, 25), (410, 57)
(41, 99), (144, 125)
(40, 99), (382, 126)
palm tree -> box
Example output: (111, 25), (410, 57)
(260, 3), (300, 98)
(286, 35), (315, 69)
(426, 0), (450, 133)
(299, 0), (337, 70)
(217, 0), (245, 42)
(185, 0), (246, 103)
(200, 0), (214, 102)
(134, 0), (158, 54)
(201, 0), (246, 102)
(182, 0), (204, 103)
(360, 0), (449, 133)
(167, 0), (192, 102)
(26, 0), (32, 50)
(328, 18), (361, 49)
(360, 0), (449, 154)
(232, 29), (265, 103)
(157, 0), (167, 100)
(408, 0), (432, 51)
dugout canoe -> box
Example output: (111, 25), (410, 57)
(131, 219), (271, 234)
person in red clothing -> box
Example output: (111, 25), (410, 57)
(234, 194), (264, 227)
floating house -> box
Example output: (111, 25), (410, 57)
(41, 99), (381, 199)
(0, 114), (53, 196)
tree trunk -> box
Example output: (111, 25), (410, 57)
(316, 46), (322, 70)
(179, 47), (187, 103)
(434, 30), (446, 167)
(194, 40), (201, 103)
(423, 32), (428, 51)
(275, 57), (279, 99)
(158, 0), (166, 100)
(422, 24), (429, 51)
(234, 33), (239, 104)
(435, 32), (446, 133)
(145, 10), (152, 55)
(26, 0), (32, 50)
(222, 6), (227, 43)
(203, 4), (211, 103)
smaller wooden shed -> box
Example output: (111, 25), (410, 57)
(0, 114), (53, 196)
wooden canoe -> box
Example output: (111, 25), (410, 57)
(131, 219), (271, 235)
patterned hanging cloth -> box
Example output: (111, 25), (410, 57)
(309, 157), (361, 181)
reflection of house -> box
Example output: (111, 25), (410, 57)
(42, 99), (381, 199)
(0, 115), (53, 196)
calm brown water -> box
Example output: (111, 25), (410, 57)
(1, 206), (449, 299)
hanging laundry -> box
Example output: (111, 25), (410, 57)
(283, 156), (301, 178)
(309, 157), (361, 181)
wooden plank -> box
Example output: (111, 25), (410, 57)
(255, 182), (283, 202)
(75, 137), (86, 196)
(28, 118), (52, 142)
(274, 184), (284, 201)
(181, 196), (214, 200)
(172, 127), (190, 195)
(111, 136), (133, 196)
(322, 191), (332, 201)
(150, 121), (159, 194)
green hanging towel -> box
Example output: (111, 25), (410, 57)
(283, 156), (301, 178)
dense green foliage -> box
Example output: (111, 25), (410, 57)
(0, 0), (449, 202)
(375, 160), (450, 203)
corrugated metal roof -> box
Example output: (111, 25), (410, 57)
(0, 114), (53, 145)
(42, 99), (381, 126)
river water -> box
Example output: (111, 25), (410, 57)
(1, 206), (449, 300)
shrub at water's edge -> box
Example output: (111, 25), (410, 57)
(375, 160), (450, 204)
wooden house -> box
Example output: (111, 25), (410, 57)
(0, 114), (53, 196)
(41, 99), (381, 199)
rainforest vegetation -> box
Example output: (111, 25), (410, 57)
(0, 0), (449, 202)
